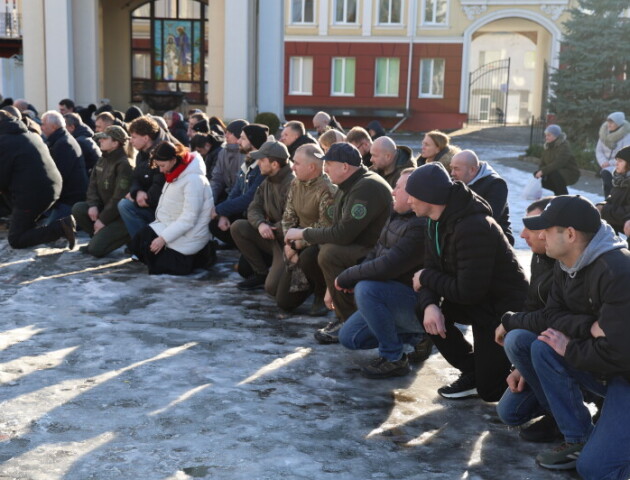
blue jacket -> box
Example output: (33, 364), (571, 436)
(215, 159), (264, 218)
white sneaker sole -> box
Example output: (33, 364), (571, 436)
(438, 387), (478, 399)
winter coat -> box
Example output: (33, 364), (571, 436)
(169, 120), (190, 147)
(203, 144), (223, 183)
(303, 166), (393, 248)
(595, 121), (630, 173)
(85, 147), (134, 225)
(467, 161), (514, 245)
(0, 117), (62, 210)
(502, 223), (630, 382)
(372, 146), (416, 189)
(337, 211), (426, 289)
(281, 174), (337, 236)
(417, 182), (528, 316)
(215, 158), (264, 219)
(71, 123), (101, 175)
(417, 145), (459, 171)
(129, 134), (171, 209)
(366, 120), (386, 140)
(150, 154), (213, 255)
(538, 133), (580, 186)
(601, 171), (630, 232)
(523, 253), (555, 312)
(247, 164), (295, 243)
(46, 127), (88, 205)
(287, 133), (318, 160)
(210, 143), (245, 203)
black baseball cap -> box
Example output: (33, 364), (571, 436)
(522, 195), (601, 233)
(315, 142), (362, 167)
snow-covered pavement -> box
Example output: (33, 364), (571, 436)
(0, 128), (591, 479)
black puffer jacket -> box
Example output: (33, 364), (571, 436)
(71, 123), (101, 175)
(0, 118), (62, 209)
(502, 223), (630, 381)
(129, 148), (165, 210)
(418, 182), (527, 315)
(287, 134), (317, 160)
(523, 253), (555, 312)
(336, 211), (426, 289)
(600, 172), (630, 232)
(46, 127), (88, 205)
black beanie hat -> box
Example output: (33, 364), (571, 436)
(242, 123), (270, 150)
(405, 163), (453, 205)
(193, 118), (210, 134)
(616, 146), (630, 163)
(124, 106), (143, 123)
(226, 119), (248, 138)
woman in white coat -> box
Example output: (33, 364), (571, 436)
(131, 141), (213, 275)
(596, 111), (630, 197)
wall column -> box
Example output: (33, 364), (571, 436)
(44, 0), (74, 110)
(257, 0), (284, 121)
(21, 0), (46, 111)
(71, 0), (100, 106)
(223, 0), (252, 121)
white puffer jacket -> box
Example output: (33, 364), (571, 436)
(150, 154), (213, 255)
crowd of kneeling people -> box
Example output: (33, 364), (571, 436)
(1, 99), (630, 480)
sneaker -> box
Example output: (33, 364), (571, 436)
(308, 295), (329, 317)
(236, 273), (267, 291)
(536, 442), (584, 470)
(437, 372), (478, 399)
(407, 336), (433, 364)
(520, 415), (563, 443)
(59, 216), (76, 250)
(314, 319), (343, 344)
(361, 354), (411, 379)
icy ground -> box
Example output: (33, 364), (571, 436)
(0, 128), (599, 480)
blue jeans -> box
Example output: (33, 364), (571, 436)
(338, 280), (422, 361)
(118, 198), (155, 241)
(501, 329), (606, 443)
(41, 202), (73, 226)
(577, 376), (630, 480)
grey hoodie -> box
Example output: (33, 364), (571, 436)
(468, 161), (498, 186)
(560, 221), (627, 278)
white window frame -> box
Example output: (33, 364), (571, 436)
(289, 56), (313, 95)
(374, 57), (400, 97)
(331, 57), (356, 96)
(421, 0), (449, 26)
(290, 0), (315, 25)
(419, 58), (445, 98)
(334, 0), (358, 25)
(377, 0), (403, 25)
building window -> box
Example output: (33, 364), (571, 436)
(378, 0), (402, 24)
(375, 58), (400, 96)
(331, 57), (356, 96)
(419, 58), (445, 98)
(291, 0), (314, 24)
(422, 0), (447, 25)
(289, 57), (313, 95)
(334, 0), (358, 24)
(131, 0), (208, 104)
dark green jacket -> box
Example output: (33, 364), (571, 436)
(86, 147), (133, 225)
(539, 134), (580, 186)
(303, 166), (392, 247)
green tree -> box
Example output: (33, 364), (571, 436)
(549, 0), (630, 147)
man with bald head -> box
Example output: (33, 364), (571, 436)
(312, 111), (344, 137)
(450, 149), (513, 244)
(369, 136), (416, 188)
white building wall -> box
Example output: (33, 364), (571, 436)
(257, 0), (284, 120)
(223, 0), (253, 121)
(71, 0), (100, 106)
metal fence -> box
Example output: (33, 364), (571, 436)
(529, 116), (546, 148)
(467, 59), (510, 126)
(0, 11), (21, 38)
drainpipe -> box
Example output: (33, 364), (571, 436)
(390, 0), (418, 133)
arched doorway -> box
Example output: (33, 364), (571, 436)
(460, 9), (561, 123)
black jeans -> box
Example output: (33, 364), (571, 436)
(131, 226), (195, 275)
(8, 201), (63, 249)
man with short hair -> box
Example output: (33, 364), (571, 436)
(495, 195), (630, 476)
(285, 142), (393, 343)
(279, 143), (337, 314)
(337, 168), (432, 378)
(346, 126), (373, 167)
(58, 98), (75, 115)
(95, 112), (116, 133)
(41, 110), (88, 224)
(369, 136), (416, 188)
(406, 163), (527, 401)
(312, 111), (344, 137)
(231, 141), (295, 292)
(187, 112), (208, 139)
(450, 149), (514, 244)
(0, 111), (75, 249)
(64, 112), (101, 175)
(118, 116), (168, 240)
(280, 120), (317, 159)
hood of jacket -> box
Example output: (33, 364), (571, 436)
(468, 161), (499, 186)
(560, 221), (627, 277)
(72, 123), (95, 139)
(544, 132), (568, 150)
(394, 145), (415, 169)
(0, 117), (28, 136)
(438, 181), (493, 225)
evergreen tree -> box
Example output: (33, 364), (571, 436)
(549, 0), (630, 147)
